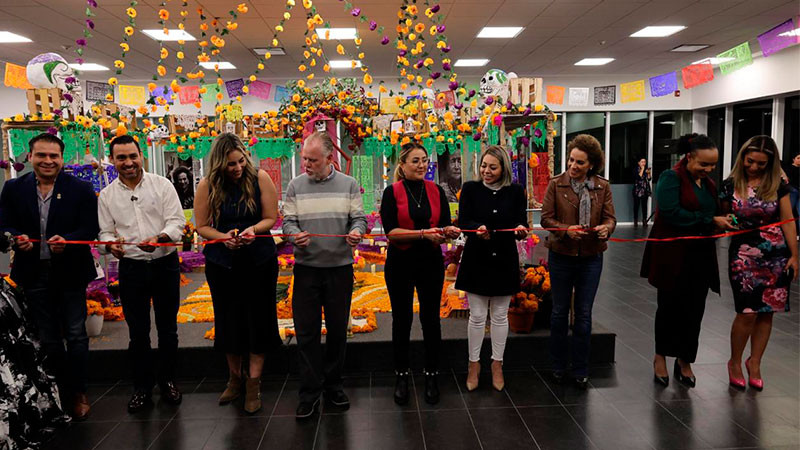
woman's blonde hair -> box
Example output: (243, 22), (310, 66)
(206, 133), (259, 223)
(394, 141), (428, 182)
(729, 135), (782, 202)
(477, 145), (513, 187)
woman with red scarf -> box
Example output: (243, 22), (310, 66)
(379, 142), (460, 406)
(641, 134), (736, 388)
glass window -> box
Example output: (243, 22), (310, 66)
(706, 107), (725, 187)
(565, 112), (605, 176)
(609, 112), (648, 184)
(732, 99), (772, 168)
(652, 111), (692, 184)
(783, 95), (799, 162)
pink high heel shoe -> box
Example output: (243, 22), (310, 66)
(745, 357), (763, 391)
(727, 360), (746, 390)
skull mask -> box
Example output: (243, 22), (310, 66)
(148, 124), (170, 140)
(479, 69), (510, 101)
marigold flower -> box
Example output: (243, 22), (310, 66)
(124, 26), (134, 36)
(160, 48), (169, 59)
(147, 82), (157, 92)
(114, 60), (125, 69)
(108, 77), (118, 86)
(158, 9), (169, 20)
(237, 3), (248, 14)
(119, 42), (130, 52)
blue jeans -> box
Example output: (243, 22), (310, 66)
(23, 261), (89, 394)
(548, 251), (603, 377)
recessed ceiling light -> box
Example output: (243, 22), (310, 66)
(671, 44), (710, 52)
(477, 27), (523, 38)
(454, 59), (490, 67)
(630, 26), (686, 37)
(199, 61), (236, 70)
(68, 63), (109, 71)
(574, 58), (614, 66)
(779, 27), (800, 37)
(316, 28), (357, 40)
(252, 47), (285, 56)
(0, 31), (31, 43)
(328, 60), (362, 69)
(692, 57), (735, 65)
(142, 29), (196, 41)
(659, 121), (676, 125)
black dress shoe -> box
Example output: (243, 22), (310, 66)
(295, 398), (320, 420)
(653, 374), (670, 387)
(324, 389), (350, 409)
(159, 382), (183, 405)
(424, 371), (439, 405)
(574, 376), (589, 390)
(127, 391), (152, 413)
(551, 371), (566, 385)
(394, 371), (410, 405)
(674, 360), (696, 388)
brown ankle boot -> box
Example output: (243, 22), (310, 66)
(491, 360), (504, 391)
(244, 377), (262, 414)
(466, 361), (480, 391)
(218, 372), (242, 404)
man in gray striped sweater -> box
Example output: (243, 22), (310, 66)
(283, 131), (368, 419)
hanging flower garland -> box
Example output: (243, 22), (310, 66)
(153, 1), (170, 82)
(241, 1), (292, 97)
(74, 0), (98, 73)
(110, 0), (138, 88)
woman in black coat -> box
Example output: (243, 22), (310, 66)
(456, 145), (528, 392)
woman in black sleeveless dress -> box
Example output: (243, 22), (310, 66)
(195, 133), (281, 414)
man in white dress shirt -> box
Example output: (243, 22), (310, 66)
(98, 135), (185, 413)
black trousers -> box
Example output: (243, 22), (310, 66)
(119, 252), (180, 392)
(293, 264), (354, 403)
(22, 261), (89, 394)
(654, 278), (709, 363)
(633, 195), (649, 225)
(384, 248), (444, 371)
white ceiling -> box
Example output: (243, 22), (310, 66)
(0, 0), (797, 82)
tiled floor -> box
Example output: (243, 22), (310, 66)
(42, 226), (799, 449)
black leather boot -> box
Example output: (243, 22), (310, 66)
(394, 370), (410, 405)
(424, 370), (439, 405)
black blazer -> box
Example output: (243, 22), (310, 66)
(455, 181), (528, 296)
(0, 171), (100, 288)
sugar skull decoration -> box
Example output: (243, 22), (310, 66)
(479, 69), (518, 103)
(26, 53), (83, 116)
(148, 124), (170, 140)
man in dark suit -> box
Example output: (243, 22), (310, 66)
(0, 133), (100, 421)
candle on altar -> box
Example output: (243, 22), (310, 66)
(371, 264), (376, 274)
(369, 238), (374, 246)
(447, 243), (452, 251)
(458, 290), (466, 299)
(380, 247), (385, 255)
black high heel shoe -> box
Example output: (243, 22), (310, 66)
(424, 371), (439, 405)
(653, 359), (669, 387)
(673, 360), (696, 388)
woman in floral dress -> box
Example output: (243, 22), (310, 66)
(721, 136), (799, 391)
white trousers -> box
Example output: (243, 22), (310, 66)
(467, 293), (512, 362)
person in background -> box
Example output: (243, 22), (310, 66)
(456, 145), (528, 392)
(721, 136), (798, 391)
(380, 142), (460, 406)
(283, 131), (367, 420)
(0, 133), (99, 421)
(633, 158), (652, 227)
(438, 151), (462, 203)
(642, 134), (736, 388)
(98, 134), (186, 413)
(194, 133), (281, 413)
(172, 166), (194, 210)
(780, 153), (799, 235)
(541, 134), (616, 389)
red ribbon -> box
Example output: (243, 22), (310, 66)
(18, 218), (797, 247)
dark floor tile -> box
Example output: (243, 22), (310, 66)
(314, 413), (370, 450)
(419, 410), (481, 450)
(470, 407), (537, 449)
(85, 385), (181, 423)
(452, 371), (514, 409)
(322, 376), (370, 415)
(566, 403), (654, 450)
(658, 399), (761, 448)
(414, 372), (466, 410)
(503, 370), (560, 407)
(174, 378), (283, 419)
(613, 401), (710, 449)
(371, 375), (418, 412)
(149, 419), (217, 450)
(518, 406), (596, 450)
(258, 415), (319, 450)
(368, 411), (425, 450)
(94, 420), (170, 450)
(537, 370), (607, 405)
(202, 416), (269, 450)
(41, 421), (118, 450)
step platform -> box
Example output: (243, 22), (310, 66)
(87, 314), (616, 382)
